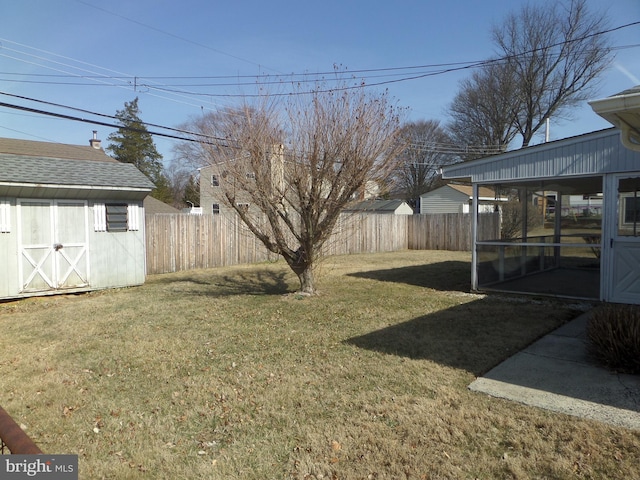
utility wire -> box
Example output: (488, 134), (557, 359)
(1, 22), (638, 97)
(73, 0), (281, 75)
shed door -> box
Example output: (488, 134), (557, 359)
(608, 176), (640, 304)
(18, 200), (89, 293)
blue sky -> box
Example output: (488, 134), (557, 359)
(1, 0), (639, 164)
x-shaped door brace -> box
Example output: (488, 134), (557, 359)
(21, 247), (55, 290)
(57, 245), (88, 287)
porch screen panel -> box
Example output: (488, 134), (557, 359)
(618, 177), (640, 237)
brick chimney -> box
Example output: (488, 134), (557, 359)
(89, 130), (102, 149)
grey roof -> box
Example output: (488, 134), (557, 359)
(441, 128), (640, 186)
(0, 137), (117, 162)
(345, 199), (410, 213)
(0, 153), (154, 190)
(144, 195), (181, 214)
(0, 137), (154, 200)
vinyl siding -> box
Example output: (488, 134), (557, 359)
(442, 129), (640, 184)
(420, 186), (469, 214)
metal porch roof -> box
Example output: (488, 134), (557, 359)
(441, 128), (640, 185)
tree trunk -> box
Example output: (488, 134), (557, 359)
(286, 246), (317, 295)
(296, 267), (316, 295)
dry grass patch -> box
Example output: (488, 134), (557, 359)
(1, 250), (638, 479)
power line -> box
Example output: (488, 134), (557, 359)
(73, 0), (282, 75)
(0, 100), (237, 148)
(1, 21), (638, 98)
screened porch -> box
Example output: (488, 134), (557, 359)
(474, 176), (603, 300)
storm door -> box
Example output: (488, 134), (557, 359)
(608, 176), (640, 304)
(17, 200), (89, 293)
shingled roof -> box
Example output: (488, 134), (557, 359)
(0, 137), (118, 162)
(0, 137), (154, 199)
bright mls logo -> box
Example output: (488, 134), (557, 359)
(2, 455), (78, 479)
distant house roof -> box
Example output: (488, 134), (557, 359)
(446, 184), (503, 200)
(345, 199), (413, 214)
(144, 196), (180, 214)
(0, 137), (154, 200)
(0, 137), (118, 162)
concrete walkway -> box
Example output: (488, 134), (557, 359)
(469, 312), (640, 430)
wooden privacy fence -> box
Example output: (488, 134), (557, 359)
(145, 212), (500, 275)
(408, 212), (500, 251)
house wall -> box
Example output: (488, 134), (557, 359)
(200, 164), (255, 216)
(394, 203), (414, 215)
(420, 187), (468, 214)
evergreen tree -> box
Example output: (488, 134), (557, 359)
(107, 98), (169, 200)
(182, 175), (200, 207)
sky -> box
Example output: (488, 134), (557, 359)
(1, 0), (639, 166)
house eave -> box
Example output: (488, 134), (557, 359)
(589, 89), (640, 152)
(0, 182), (152, 200)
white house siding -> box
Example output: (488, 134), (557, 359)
(88, 200), (147, 289)
(394, 202), (414, 215)
(420, 187), (469, 214)
(0, 198), (17, 298)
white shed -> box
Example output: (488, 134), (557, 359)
(0, 137), (154, 300)
(420, 184), (506, 214)
(344, 199), (414, 215)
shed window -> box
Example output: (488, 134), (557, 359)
(94, 203), (139, 232)
(106, 204), (128, 232)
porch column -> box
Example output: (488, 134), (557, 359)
(471, 183), (479, 290)
(554, 194), (562, 265)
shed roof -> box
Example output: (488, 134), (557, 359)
(0, 137), (154, 199)
(442, 128), (640, 186)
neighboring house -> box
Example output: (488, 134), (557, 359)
(199, 163), (248, 215)
(344, 199), (413, 215)
(442, 86), (640, 304)
(199, 146), (284, 216)
(420, 184), (506, 214)
(0, 136), (154, 300)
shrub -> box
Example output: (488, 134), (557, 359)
(586, 304), (640, 374)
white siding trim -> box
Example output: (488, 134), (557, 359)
(94, 203), (106, 232)
(127, 204), (140, 231)
(0, 200), (10, 233)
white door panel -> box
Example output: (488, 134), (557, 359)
(18, 200), (89, 293)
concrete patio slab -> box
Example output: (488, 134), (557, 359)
(469, 312), (640, 430)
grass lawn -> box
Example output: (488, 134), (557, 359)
(1, 250), (638, 479)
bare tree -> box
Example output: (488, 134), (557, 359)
(393, 120), (456, 208)
(447, 62), (520, 161)
(493, 0), (612, 147)
(178, 84), (404, 294)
